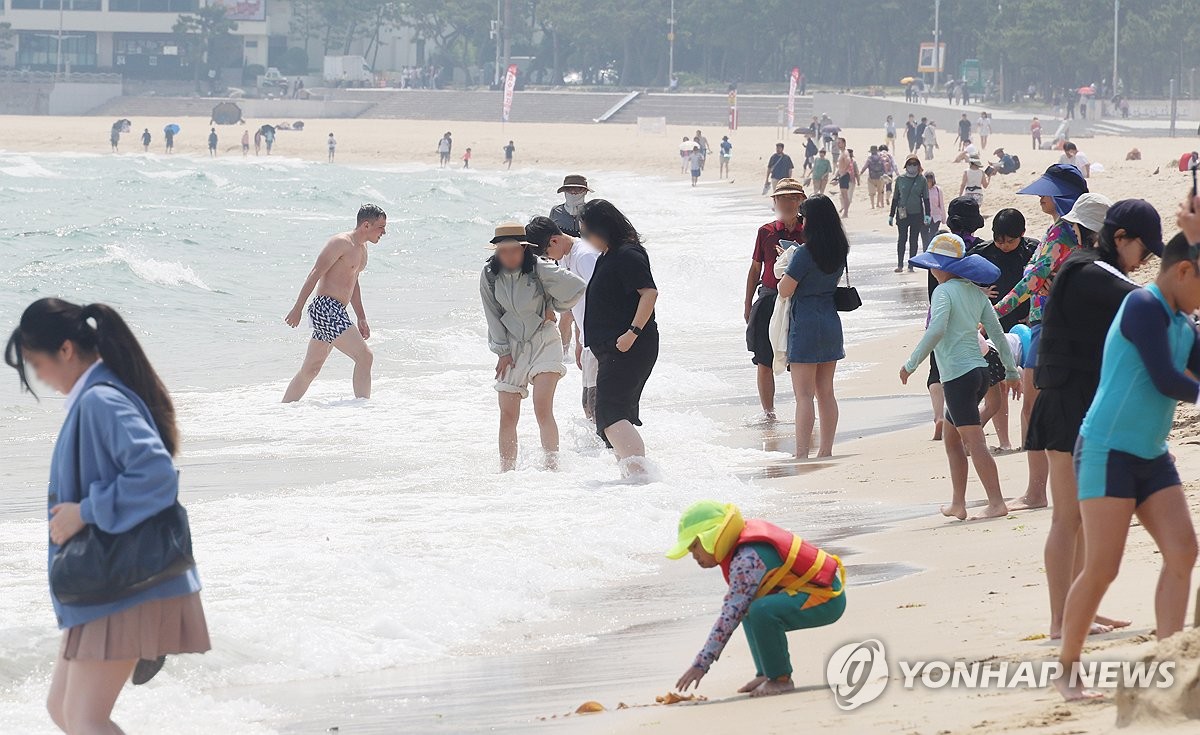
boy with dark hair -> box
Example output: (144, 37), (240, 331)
(1057, 196), (1200, 700)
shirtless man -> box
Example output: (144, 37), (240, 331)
(282, 204), (386, 402)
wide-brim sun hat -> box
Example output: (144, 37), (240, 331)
(557, 174), (592, 193)
(488, 221), (531, 249)
(666, 500), (743, 560)
(769, 178), (807, 197)
(1061, 193), (1114, 233)
(1017, 162), (1094, 204)
(910, 233), (1002, 284)
(1104, 199), (1165, 256)
(947, 196), (985, 233)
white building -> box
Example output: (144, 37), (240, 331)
(0, 0), (429, 76)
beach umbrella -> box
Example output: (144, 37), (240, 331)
(292, 120), (305, 130)
(163, 123), (180, 135)
(211, 101), (244, 125)
(1077, 86), (1095, 96)
(112, 119), (131, 133)
(821, 124), (841, 135)
(900, 76), (916, 85)
(259, 124), (276, 136)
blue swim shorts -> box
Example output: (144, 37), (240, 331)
(309, 294), (352, 343)
(1074, 437), (1180, 506)
(1021, 322), (1042, 370)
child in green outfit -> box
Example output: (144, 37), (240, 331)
(669, 501), (846, 698)
(901, 233), (1021, 520)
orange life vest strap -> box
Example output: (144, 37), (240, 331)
(755, 537), (847, 609)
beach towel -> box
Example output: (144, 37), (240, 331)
(768, 244), (799, 374)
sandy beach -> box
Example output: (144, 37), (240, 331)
(5, 110), (1200, 734)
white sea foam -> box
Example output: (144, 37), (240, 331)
(0, 156), (890, 731)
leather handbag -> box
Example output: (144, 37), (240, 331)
(50, 383), (195, 606)
(834, 260), (862, 312)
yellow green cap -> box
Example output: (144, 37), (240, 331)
(666, 500), (737, 560)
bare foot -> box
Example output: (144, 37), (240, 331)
(970, 502), (1010, 520)
(932, 420), (943, 441)
(1094, 615), (1131, 630)
(1008, 494), (1048, 511)
(750, 678), (795, 698)
(1050, 621), (1114, 640)
(738, 676), (768, 693)
(941, 503), (968, 521)
(815, 450), (833, 458)
(1053, 676), (1105, 701)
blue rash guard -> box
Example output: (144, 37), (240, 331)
(1079, 284), (1200, 459)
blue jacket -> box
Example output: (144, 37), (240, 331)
(48, 363), (201, 629)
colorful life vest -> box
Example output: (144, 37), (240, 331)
(716, 517), (845, 609)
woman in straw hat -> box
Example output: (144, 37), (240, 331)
(958, 155), (990, 206)
(480, 222), (586, 471)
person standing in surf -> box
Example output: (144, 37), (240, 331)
(480, 223), (586, 471)
(744, 178), (806, 423)
(282, 204), (386, 402)
(580, 200), (659, 478)
(5, 298), (210, 734)
(525, 216), (603, 422)
(549, 174), (592, 353)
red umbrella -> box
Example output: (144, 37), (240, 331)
(1077, 86), (1095, 96)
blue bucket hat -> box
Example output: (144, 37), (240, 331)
(910, 233), (1002, 284)
(1017, 164), (1088, 217)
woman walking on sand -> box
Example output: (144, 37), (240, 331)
(959, 156), (989, 207)
(1030, 199), (1157, 640)
(580, 200), (660, 479)
(923, 171), (946, 250)
(480, 223), (586, 472)
(5, 298), (209, 735)
(777, 195), (848, 458)
(889, 154), (931, 273)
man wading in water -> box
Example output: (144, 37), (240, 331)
(282, 204), (386, 402)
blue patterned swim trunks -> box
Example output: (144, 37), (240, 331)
(309, 295), (352, 343)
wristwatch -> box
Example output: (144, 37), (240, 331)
(629, 325), (643, 336)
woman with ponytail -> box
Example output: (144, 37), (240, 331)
(5, 298), (208, 734)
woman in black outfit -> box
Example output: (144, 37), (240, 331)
(1029, 199), (1162, 639)
(580, 199), (660, 477)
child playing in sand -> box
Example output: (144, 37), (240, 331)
(669, 501), (846, 698)
(1056, 197), (1200, 700)
(901, 233), (1021, 521)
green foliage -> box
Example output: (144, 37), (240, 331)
(243, 63), (266, 83)
(0, 22), (14, 54)
(281, 47), (310, 75)
(174, 6), (239, 88)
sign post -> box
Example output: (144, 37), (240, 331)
(502, 64), (517, 124)
(787, 67), (799, 131)
(728, 89), (738, 131)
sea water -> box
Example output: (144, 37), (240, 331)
(0, 151), (927, 732)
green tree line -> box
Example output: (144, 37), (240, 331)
(189, 0), (1200, 97)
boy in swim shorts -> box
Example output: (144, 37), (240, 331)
(1056, 201), (1200, 701)
(282, 204), (387, 402)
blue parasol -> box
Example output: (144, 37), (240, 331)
(164, 124), (181, 135)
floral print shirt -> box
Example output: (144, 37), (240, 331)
(692, 545), (768, 671)
(994, 220), (1080, 323)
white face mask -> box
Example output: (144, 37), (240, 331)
(564, 192), (586, 215)
(906, 165), (919, 175)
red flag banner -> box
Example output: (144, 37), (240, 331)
(502, 64), (518, 122)
(787, 67), (799, 131)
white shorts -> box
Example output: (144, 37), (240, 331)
(581, 347), (599, 388)
(496, 324), (567, 398)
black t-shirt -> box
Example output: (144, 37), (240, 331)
(584, 243), (657, 348)
(958, 119), (971, 138)
(768, 153), (794, 179)
(967, 236), (1038, 331)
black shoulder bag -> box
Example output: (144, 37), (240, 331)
(834, 260), (862, 312)
(50, 383), (195, 606)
